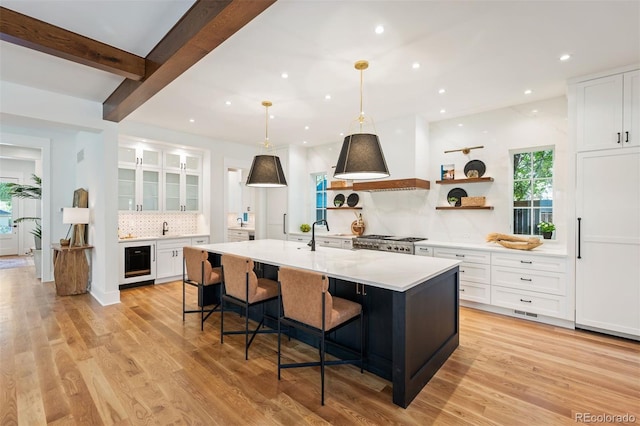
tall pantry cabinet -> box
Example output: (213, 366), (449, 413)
(571, 66), (640, 340)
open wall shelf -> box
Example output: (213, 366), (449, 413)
(435, 177), (494, 184)
(436, 206), (494, 210)
(327, 207), (362, 210)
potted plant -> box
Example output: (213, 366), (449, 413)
(300, 223), (311, 233)
(447, 196), (459, 207)
(537, 221), (555, 239)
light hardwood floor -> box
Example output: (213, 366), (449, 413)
(1, 265), (638, 425)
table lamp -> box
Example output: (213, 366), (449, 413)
(62, 207), (90, 246)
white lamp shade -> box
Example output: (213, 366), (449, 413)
(63, 207), (90, 224)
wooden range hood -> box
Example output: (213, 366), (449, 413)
(353, 178), (430, 192)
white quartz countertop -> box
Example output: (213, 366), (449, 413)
(414, 239), (568, 257)
(119, 233), (209, 243)
(196, 239), (460, 292)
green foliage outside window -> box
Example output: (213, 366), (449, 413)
(513, 149), (553, 236)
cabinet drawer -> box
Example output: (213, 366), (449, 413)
(227, 230), (250, 241)
(434, 247), (490, 264)
(459, 262), (491, 285)
(191, 236), (209, 245)
(415, 246), (433, 257)
(157, 238), (191, 249)
(342, 239), (353, 250)
(492, 266), (566, 295)
(491, 252), (566, 273)
(317, 238), (342, 248)
(460, 282), (490, 304)
(288, 236), (309, 243)
(491, 286), (566, 318)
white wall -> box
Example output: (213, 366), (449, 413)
(305, 96), (569, 243)
(426, 96), (568, 244)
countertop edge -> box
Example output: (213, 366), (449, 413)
(414, 240), (568, 257)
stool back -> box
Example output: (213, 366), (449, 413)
(278, 266), (332, 330)
(221, 254), (258, 301)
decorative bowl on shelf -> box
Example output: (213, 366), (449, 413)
(60, 239), (70, 246)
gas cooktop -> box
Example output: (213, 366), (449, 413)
(353, 235), (427, 254)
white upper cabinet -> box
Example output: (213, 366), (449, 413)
(118, 144), (162, 211)
(118, 142), (202, 212)
(576, 70), (639, 151)
(163, 150), (202, 212)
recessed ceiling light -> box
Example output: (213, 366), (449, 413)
(524, 89), (533, 95)
(281, 72), (288, 79)
(532, 109), (538, 114)
(457, 123), (464, 127)
(412, 62), (420, 69)
(304, 126), (309, 130)
(375, 25), (384, 34)
(303, 141), (307, 144)
(438, 88), (446, 94)
(189, 118), (195, 123)
(269, 114), (275, 119)
(559, 54), (571, 61)
(225, 100), (231, 106)
(440, 109), (446, 114)
(325, 94), (331, 100)
(339, 132), (344, 137)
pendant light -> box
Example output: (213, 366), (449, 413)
(334, 60), (390, 180)
(246, 101), (287, 187)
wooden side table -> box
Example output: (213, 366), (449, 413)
(52, 244), (93, 296)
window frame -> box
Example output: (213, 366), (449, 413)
(312, 172), (327, 222)
(509, 145), (555, 238)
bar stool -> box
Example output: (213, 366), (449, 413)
(220, 253), (279, 360)
(277, 266), (363, 405)
(182, 246), (222, 330)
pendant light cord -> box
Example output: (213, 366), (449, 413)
(359, 66), (364, 132)
(264, 103), (269, 149)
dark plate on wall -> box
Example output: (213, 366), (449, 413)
(464, 160), (486, 177)
(333, 193), (345, 207)
(447, 188), (468, 207)
(347, 193), (359, 207)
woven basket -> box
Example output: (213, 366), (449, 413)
(461, 196), (486, 207)
(497, 239), (543, 251)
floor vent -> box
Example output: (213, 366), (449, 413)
(514, 309), (538, 318)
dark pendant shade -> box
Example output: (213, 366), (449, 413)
(246, 154), (287, 187)
(334, 133), (390, 180)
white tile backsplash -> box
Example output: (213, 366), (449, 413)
(118, 212), (201, 238)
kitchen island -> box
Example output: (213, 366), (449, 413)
(197, 239), (460, 408)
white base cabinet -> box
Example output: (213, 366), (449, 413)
(415, 243), (570, 326)
(432, 247), (491, 304)
(156, 238), (191, 279)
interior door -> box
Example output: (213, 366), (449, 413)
(0, 177), (20, 255)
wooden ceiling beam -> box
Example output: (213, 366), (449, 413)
(0, 6), (145, 80)
(102, 0), (277, 123)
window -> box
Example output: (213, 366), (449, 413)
(512, 148), (554, 236)
(313, 173), (327, 221)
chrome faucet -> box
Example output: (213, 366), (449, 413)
(308, 219), (329, 252)
(162, 221), (169, 236)
(237, 217), (244, 227)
